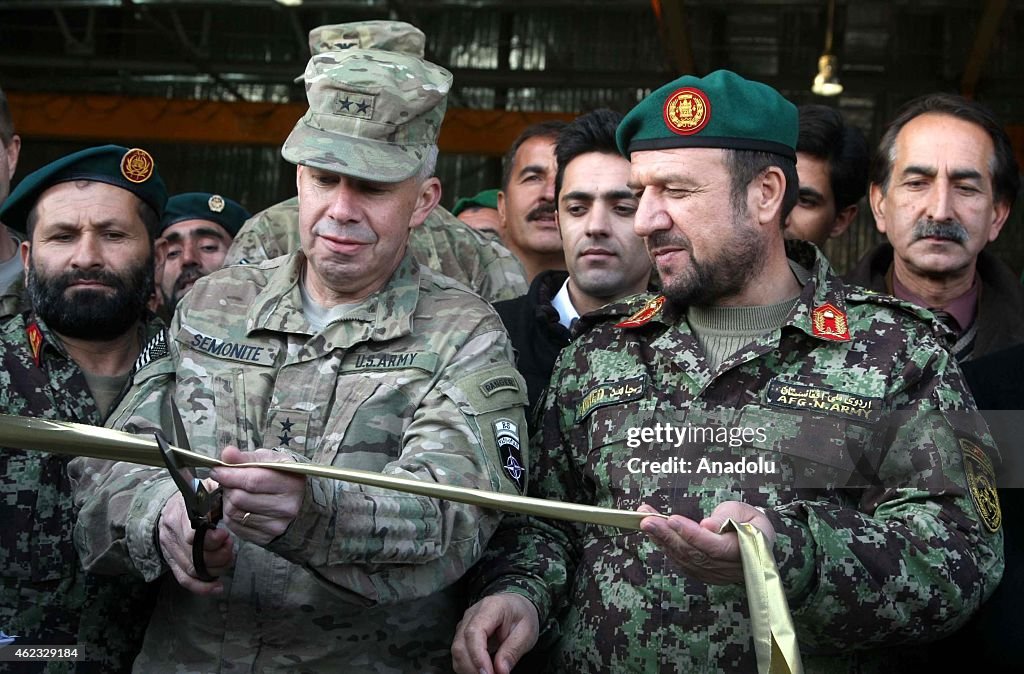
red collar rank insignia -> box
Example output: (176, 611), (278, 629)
(616, 296), (665, 329)
(811, 302), (850, 341)
(26, 321), (45, 367)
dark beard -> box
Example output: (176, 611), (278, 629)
(27, 253), (154, 341)
(654, 224), (765, 310)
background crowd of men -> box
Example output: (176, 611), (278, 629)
(0, 16), (1019, 674)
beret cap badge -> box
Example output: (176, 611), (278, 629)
(208, 195), (226, 213)
(663, 87), (710, 136)
(120, 148), (155, 184)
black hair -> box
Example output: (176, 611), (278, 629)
(871, 93), (1019, 207)
(797, 104), (869, 211)
(554, 109), (624, 200)
(501, 120), (568, 190)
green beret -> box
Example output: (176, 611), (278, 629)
(160, 192), (250, 238)
(616, 70), (797, 161)
(451, 188), (499, 217)
(0, 144), (167, 234)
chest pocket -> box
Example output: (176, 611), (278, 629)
(751, 376), (883, 487)
(575, 374), (656, 524)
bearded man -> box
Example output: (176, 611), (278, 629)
(0, 144), (166, 672)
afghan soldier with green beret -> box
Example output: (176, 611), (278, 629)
(156, 191), (249, 313)
(0, 144), (167, 671)
(71, 48), (528, 673)
(452, 70), (1003, 673)
(224, 20), (528, 303)
(452, 188), (501, 234)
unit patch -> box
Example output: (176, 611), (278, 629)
(494, 418), (524, 493)
(960, 437), (1001, 533)
(765, 379), (882, 423)
(576, 375), (647, 423)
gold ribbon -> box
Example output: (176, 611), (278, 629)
(1, 413), (802, 672)
(722, 518), (804, 674)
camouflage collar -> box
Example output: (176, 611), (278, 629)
(248, 250), (420, 344)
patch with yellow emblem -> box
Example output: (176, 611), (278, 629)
(663, 87), (710, 136)
(616, 296), (665, 329)
(811, 302), (850, 341)
(120, 148), (155, 184)
(960, 437), (1001, 533)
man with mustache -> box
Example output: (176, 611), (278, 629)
(157, 192), (249, 314)
(846, 93), (1023, 362)
(498, 121), (568, 283)
(453, 71), (1001, 674)
(493, 109), (651, 413)
(71, 49), (528, 672)
(0, 144), (167, 671)
(847, 95), (1024, 668)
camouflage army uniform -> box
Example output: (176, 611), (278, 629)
(0, 313), (159, 673)
(223, 197), (528, 303)
(471, 242), (1003, 673)
(70, 250), (528, 673)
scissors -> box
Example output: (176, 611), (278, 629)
(154, 428), (223, 582)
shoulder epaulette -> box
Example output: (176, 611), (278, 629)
(845, 287), (937, 323)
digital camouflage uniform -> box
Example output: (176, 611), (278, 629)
(70, 250), (529, 673)
(470, 242), (1003, 673)
(0, 313), (159, 673)
(223, 197), (528, 303)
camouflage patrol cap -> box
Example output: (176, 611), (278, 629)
(160, 192), (250, 238)
(616, 69), (797, 161)
(0, 144), (167, 234)
(308, 20), (426, 57)
(282, 49), (452, 183)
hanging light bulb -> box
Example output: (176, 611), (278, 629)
(811, 0), (843, 97)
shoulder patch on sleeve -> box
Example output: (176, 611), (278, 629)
(960, 436), (1001, 534)
(493, 418), (525, 493)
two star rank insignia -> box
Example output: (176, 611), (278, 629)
(277, 417), (295, 446)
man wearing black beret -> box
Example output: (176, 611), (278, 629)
(157, 191), (249, 313)
(0, 144), (166, 671)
